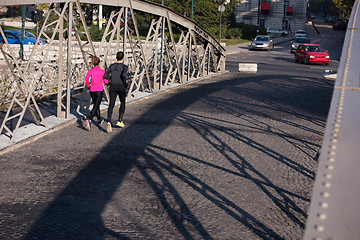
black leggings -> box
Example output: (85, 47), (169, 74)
(88, 91), (103, 121)
(107, 85), (126, 123)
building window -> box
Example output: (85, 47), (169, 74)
(243, 0), (251, 11)
(243, 18), (251, 24)
(260, 19), (265, 27)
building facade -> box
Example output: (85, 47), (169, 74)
(235, 0), (307, 32)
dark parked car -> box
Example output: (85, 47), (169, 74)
(333, 19), (347, 30)
(0, 30), (47, 45)
(325, 16), (336, 23)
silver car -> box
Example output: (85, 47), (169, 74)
(290, 37), (310, 53)
(294, 30), (307, 38)
(250, 35), (274, 51)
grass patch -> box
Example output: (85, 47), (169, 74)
(221, 38), (249, 46)
(1, 25), (37, 35)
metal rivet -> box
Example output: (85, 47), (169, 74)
(330, 151), (336, 156)
(323, 182), (331, 188)
(328, 157), (335, 162)
(324, 173), (332, 179)
(326, 165), (334, 170)
(317, 213), (327, 220)
(320, 202), (328, 208)
(321, 192), (330, 198)
(315, 225), (325, 232)
(332, 138), (338, 143)
(331, 145), (337, 150)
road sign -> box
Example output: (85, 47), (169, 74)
(218, 5), (225, 12)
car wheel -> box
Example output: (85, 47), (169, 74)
(325, 62), (329, 66)
(294, 55), (298, 63)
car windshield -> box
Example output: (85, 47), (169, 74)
(256, 36), (269, 41)
(295, 38), (310, 43)
(296, 31), (306, 34)
(12, 31), (22, 38)
(9, 31), (36, 39)
(306, 46), (324, 52)
(24, 31), (35, 38)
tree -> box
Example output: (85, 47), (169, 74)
(332, 0), (355, 19)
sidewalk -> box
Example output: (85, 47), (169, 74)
(0, 35), (294, 155)
(0, 73), (225, 155)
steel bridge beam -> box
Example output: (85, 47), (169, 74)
(0, 0), (226, 139)
(0, 0), (225, 54)
(304, 0), (360, 239)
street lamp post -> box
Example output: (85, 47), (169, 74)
(283, 0), (288, 29)
(20, 5), (25, 60)
(257, 0), (260, 31)
(218, 0), (230, 43)
(191, 0), (194, 19)
(218, 4), (225, 42)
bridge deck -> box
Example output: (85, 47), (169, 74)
(0, 36), (332, 239)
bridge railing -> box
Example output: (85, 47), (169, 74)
(304, 0), (360, 239)
(0, 0), (226, 139)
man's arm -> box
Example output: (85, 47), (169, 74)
(121, 65), (128, 87)
(104, 64), (112, 81)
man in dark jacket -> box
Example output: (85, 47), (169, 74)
(104, 51), (128, 133)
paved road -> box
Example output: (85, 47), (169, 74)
(1, 21), (342, 239)
(0, 55), (334, 240)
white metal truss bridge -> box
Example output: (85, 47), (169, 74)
(0, 0), (226, 139)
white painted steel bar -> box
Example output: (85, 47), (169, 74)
(0, 0), (226, 140)
(0, 0), (225, 54)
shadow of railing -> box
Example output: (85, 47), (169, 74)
(23, 72), (332, 239)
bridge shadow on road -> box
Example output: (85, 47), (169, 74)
(23, 72), (332, 239)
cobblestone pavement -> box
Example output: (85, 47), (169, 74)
(0, 54), (334, 239)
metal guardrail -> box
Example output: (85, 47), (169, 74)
(304, 1), (360, 239)
(0, 0), (226, 139)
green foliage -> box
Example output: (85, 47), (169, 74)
(332, 0), (355, 19)
(241, 25), (258, 40)
(36, 1), (263, 42)
(224, 27), (242, 39)
(87, 25), (106, 42)
(146, 0), (258, 40)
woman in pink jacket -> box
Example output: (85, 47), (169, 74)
(84, 56), (109, 131)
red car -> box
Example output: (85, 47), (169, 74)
(294, 44), (330, 65)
